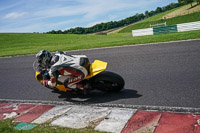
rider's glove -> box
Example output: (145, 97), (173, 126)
(43, 80), (49, 87)
(44, 72), (50, 80)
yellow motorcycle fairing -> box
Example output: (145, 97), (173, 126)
(85, 60), (107, 79)
(35, 71), (43, 83)
(35, 60), (107, 92)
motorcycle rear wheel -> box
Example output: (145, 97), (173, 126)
(91, 71), (125, 92)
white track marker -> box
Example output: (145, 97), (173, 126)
(95, 108), (137, 133)
(32, 106), (72, 124)
(51, 105), (110, 129)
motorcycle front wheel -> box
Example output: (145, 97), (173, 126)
(90, 71), (125, 92)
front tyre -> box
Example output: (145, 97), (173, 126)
(91, 71), (125, 92)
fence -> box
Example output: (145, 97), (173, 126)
(132, 21), (200, 37)
(153, 25), (177, 35)
(150, 22), (166, 28)
(177, 21), (200, 32)
(132, 28), (153, 37)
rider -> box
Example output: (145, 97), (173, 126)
(36, 50), (90, 91)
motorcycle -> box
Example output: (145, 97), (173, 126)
(33, 59), (125, 93)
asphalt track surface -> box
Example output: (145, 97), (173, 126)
(0, 40), (200, 109)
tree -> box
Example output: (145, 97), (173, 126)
(178, 0), (182, 5)
(57, 30), (63, 34)
(155, 7), (163, 14)
(149, 10), (155, 17)
(197, 0), (200, 4)
(145, 11), (149, 18)
(47, 2), (180, 34)
(47, 30), (56, 34)
(184, 0), (194, 7)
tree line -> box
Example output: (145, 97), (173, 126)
(178, 0), (200, 7)
(47, 2), (181, 34)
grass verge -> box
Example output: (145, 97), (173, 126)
(119, 12), (200, 33)
(163, 2), (200, 19)
(0, 30), (200, 57)
(0, 119), (105, 133)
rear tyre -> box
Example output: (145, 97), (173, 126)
(91, 71), (125, 92)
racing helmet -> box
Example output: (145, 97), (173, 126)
(36, 50), (52, 67)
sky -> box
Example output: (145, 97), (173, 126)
(0, 0), (178, 33)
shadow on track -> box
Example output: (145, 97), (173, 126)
(51, 88), (142, 104)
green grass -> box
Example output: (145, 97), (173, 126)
(119, 3), (200, 33)
(163, 2), (200, 19)
(140, 7), (179, 23)
(1, 4), (200, 57)
(1, 29), (200, 57)
(119, 12), (200, 33)
(108, 7), (179, 35)
(0, 119), (105, 133)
